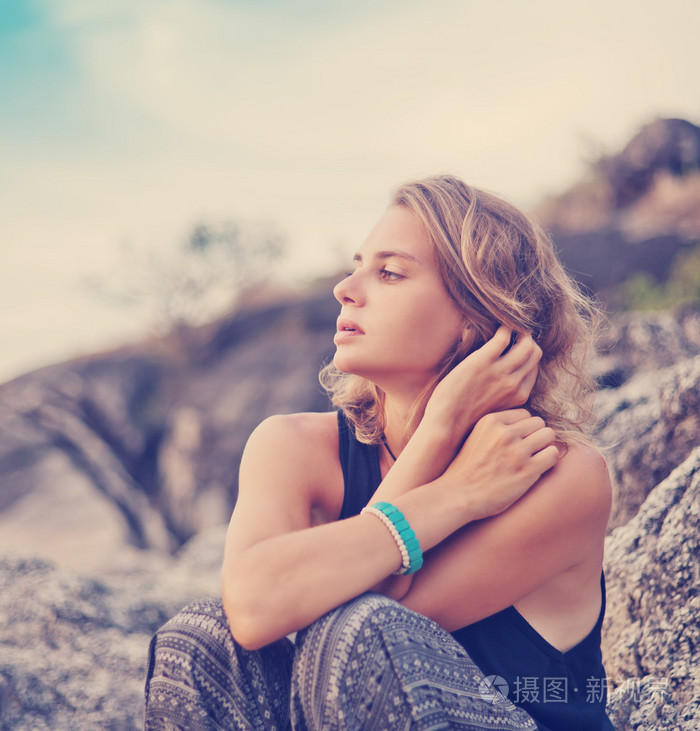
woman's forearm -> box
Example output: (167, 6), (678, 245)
(224, 406), (556, 650)
(224, 513), (400, 649)
(223, 475), (471, 650)
(372, 418), (463, 501)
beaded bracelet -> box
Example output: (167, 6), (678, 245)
(361, 501), (423, 575)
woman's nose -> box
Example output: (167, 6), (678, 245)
(333, 272), (363, 305)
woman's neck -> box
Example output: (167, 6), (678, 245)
(382, 393), (420, 457)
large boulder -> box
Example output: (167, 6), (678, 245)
(603, 447), (700, 730)
(594, 354), (700, 531)
(0, 283), (338, 575)
(0, 556), (158, 730)
(598, 118), (700, 208)
(0, 360), (174, 574)
(592, 305), (700, 389)
(0, 527), (225, 730)
(535, 118), (700, 307)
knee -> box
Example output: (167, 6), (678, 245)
(153, 598), (233, 651)
(292, 595), (401, 697)
(297, 593), (401, 655)
(292, 594), (417, 729)
(293, 592), (466, 693)
(146, 599), (233, 690)
(298, 592), (452, 656)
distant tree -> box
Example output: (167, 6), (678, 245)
(87, 220), (285, 338)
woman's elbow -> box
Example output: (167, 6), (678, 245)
(222, 576), (278, 651)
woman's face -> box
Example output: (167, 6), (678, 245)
(333, 205), (464, 396)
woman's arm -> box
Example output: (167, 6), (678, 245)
(222, 408), (556, 650)
(401, 440), (612, 630)
(368, 327), (542, 597)
(373, 326), (542, 505)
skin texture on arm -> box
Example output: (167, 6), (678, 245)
(221, 405), (559, 649)
(221, 412), (444, 650)
(369, 326), (542, 598)
(401, 440), (612, 638)
(222, 327), (547, 642)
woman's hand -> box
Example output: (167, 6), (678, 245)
(424, 326), (542, 438)
(440, 408), (559, 521)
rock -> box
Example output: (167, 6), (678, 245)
(594, 354), (700, 531)
(0, 447), (169, 575)
(0, 527), (226, 730)
(554, 227), (690, 307)
(107, 524), (226, 618)
(0, 282), (338, 569)
(0, 556), (161, 730)
(592, 305), (700, 388)
(534, 118), (700, 307)
(602, 447), (700, 729)
(598, 118), (700, 208)
(606, 674), (697, 731)
(0, 360), (174, 566)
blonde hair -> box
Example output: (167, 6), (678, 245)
(320, 175), (600, 446)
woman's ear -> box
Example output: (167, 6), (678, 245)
(461, 324), (485, 348)
(453, 326), (479, 361)
(458, 324), (474, 345)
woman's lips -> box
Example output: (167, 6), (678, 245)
(334, 318), (364, 343)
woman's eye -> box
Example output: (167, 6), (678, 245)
(379, 269), (403, 281)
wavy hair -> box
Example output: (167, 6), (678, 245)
(320, 175), (600, 446)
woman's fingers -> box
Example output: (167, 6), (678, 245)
(480, 408), (532, 426)
(500, 332), (541, 371)
(511, 415), (546, 436)
(499, 336), (541, 405)
(482, 412), (556, 465)
(521, 424), (556, 454)
(476, 325), (514, 362)
(450, 410), (560, 520)
(530, 444), (561, 473)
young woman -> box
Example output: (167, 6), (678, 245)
(145, 176), (614, 730)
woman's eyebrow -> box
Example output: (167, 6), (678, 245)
(352, 250), (423, 265)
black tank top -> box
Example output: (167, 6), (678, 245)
(336, 410), (614, 731)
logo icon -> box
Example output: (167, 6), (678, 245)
(478, 675), (510, 706)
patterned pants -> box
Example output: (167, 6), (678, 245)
(144, 593), (537, 730)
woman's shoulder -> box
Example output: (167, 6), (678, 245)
(557, 440), (610, 487)
(243, 411), (341, 478)
(543, 439), (612, 528)
(238, 411), (344, 520)
(250, 411), (339, 447)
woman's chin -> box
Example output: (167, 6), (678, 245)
(333, 351), (376, 378)
(333, 352), (358, 375)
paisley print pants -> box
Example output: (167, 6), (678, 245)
(144, 593), (537, 730)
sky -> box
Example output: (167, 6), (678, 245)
(2, 0), (699, 382)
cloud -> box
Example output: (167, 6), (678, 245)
(28, 1), (700, 195)
(2, 0), (700, 380)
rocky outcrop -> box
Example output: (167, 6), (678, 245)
(0, 283), (338, 575)
(589, 334), (700, 729)
(602, 447), (700, 730)
(0, 528), (226, 731)
(535, 118), (700, 306)
(0, 556), (160, 730)
(593, 305), (700, 388)
(597, 118), (700, 208)
(594, 354), (700, 531)
(0, 370), (173, 574)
